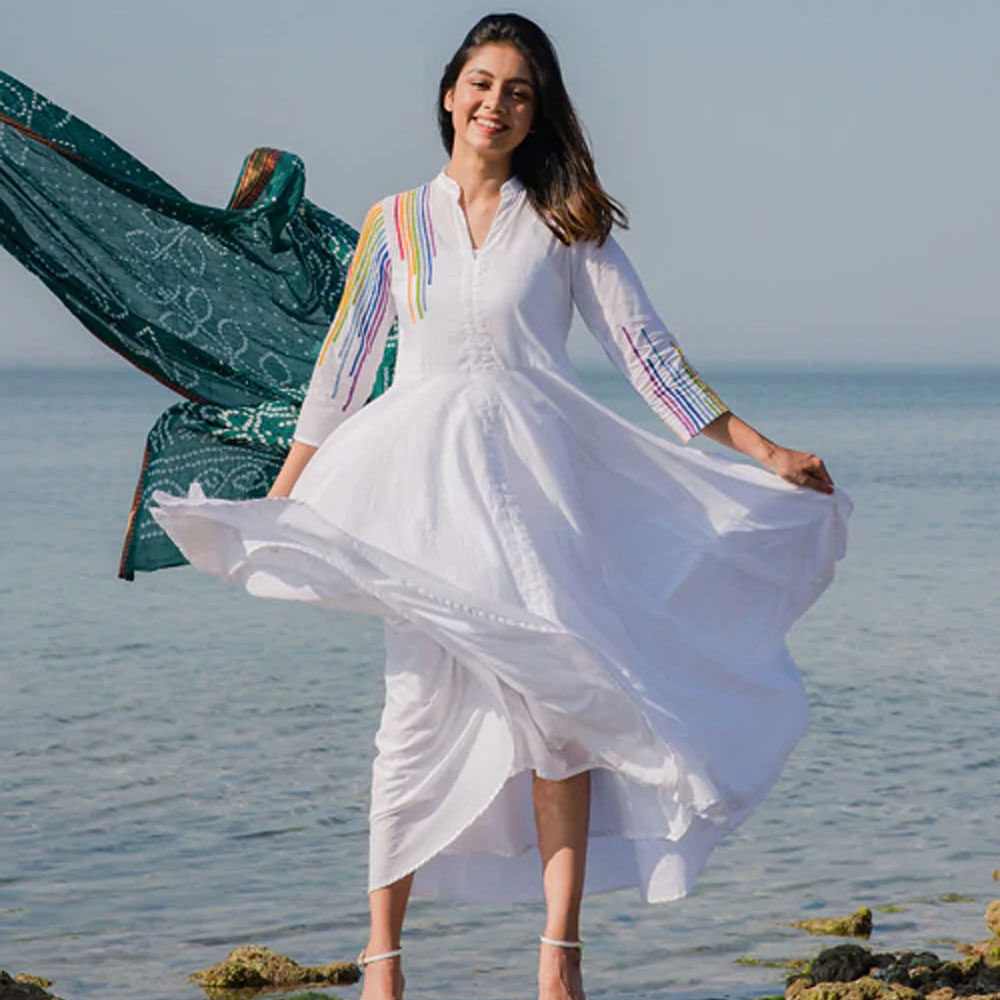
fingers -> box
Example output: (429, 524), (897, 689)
(798, 454), (834, 494)
(780, 452), (835, 494)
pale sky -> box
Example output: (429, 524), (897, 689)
(2, 0), (998, 367)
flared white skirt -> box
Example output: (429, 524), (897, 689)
(150, 365), (851, 903)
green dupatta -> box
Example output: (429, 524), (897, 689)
(0, 70), (397, 578)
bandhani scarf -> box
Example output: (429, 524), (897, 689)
(0, 70), (397, 578)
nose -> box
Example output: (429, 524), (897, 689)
(483, 84), (506, 111)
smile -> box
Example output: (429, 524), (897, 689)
(472, 117), (508, 134)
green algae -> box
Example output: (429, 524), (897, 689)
(782, 930), (1000, 1000)
(0, 970), (61, 1000)
(737, 956), (810, 971)
(791, 908), (873, 939)
(190, 945), (359, 995)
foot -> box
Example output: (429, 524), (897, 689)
(538, 941), (585, 1000)
(359, 952), (404, 1000)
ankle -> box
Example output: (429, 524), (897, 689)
(359, 942), (403, 968)
(364, 936), (401, 954)
(541, 926), (581, 944)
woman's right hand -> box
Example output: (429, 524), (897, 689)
(267, 440), (318, 498)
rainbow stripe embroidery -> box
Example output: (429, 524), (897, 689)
(620, 325), (728, 441)
(316, 201), (392, 411)
(393, 185), (436, 322)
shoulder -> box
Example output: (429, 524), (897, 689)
(376, 180), (436, 222)
(567, 230), (627, 270)
(374, 181), (437, 257)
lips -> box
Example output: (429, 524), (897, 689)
(472, 116), (508, 134)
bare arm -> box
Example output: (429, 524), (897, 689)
(268, 441), (318, 498)
(700, 410), (835, 494)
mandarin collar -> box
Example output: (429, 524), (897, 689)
(435, 168), (524, 202)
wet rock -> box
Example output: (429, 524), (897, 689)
(189, 945), (359, 991)
(792, 908), (874, 939)
(957, 901), (1000, 964)
(801, 945), (878, 983)
(783, 945), (1000, 1000)
(786, 977), (920, 1000)
(737, 956), (810, 971)
(0, 970), (61, 1000)
(985, 902), (1000, 937)
(957, 939), (1000, 964)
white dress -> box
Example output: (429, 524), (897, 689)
(150, 168), (851, 904)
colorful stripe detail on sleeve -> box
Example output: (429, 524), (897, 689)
(316, 201), (392, 410)
(620, 325), (728, 441)
(393, 184), (436, 323)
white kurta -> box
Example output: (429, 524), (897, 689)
(150, 168), (851, 903)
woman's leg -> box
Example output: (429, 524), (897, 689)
(360, 872), (413, 1000)
(533, 769), (591, 1000)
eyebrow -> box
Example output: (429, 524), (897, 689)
(465, 67), (535, 87)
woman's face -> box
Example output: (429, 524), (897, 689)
(444, 42), (536, 162)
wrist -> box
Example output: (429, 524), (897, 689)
(753, 437), (780, 468)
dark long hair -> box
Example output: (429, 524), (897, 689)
(436, 13), (627, 245)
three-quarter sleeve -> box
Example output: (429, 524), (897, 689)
(293, 200), (397, 446)
(570, 233), (728, 442)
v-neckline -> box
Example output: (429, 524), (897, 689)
(436, 169), (524, 257)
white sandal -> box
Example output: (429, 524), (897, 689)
(539, 935), (583, 950)
(357, 946), (403, 967)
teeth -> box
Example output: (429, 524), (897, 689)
(474, 118), (504, 131)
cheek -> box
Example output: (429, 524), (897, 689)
(513, 111), (534, 139)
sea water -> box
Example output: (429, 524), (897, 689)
(1, 362), (998, 1000)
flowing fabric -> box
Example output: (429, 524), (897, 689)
(149, 172), (852, 903)
(0, 70), (396, 577)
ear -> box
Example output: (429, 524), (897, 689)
(443, 87), (455, 113)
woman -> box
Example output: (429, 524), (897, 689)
(152, 13), (849, 1000)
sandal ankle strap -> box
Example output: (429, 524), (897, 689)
(539, 935), (583, 949)
(357, 946), (402, 966)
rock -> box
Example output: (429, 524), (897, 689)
(783, 945), (1000, 1000)
(955, 901), (1000, 964)
(737, 956), (810, 971)
(957, 938), (1000, 964)
(792, 909), (874, 939)
(786, 976), (920, 1000)
(189, 944), (359, 990)
(805, 945), (876, 983)
(985, 901), (1000, 937)
(0, 970), (61, 1000)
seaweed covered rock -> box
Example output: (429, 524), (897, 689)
(786, 977), (919, 1000)
(0, 971), (61, 1000)
(985, 902), (1000, 938)
(784, 944), (1000, 1000)
(791, 909), (874, 939)
(806, 945), (878, 983)
(189, 945), (359, 991)
(957, 900), (1000, 964)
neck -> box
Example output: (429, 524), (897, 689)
(444, 147), (514, 204)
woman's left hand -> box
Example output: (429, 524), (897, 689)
(764, 446), (835, 494)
